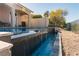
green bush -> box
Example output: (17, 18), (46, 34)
(32, 15), (42, 18)
(72, 23), (79, 32)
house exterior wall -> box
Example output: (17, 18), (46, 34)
(0, 3), (32, 27)
(15, 13), (29, 27)
(29, 17), (49, 28)
(0, 5), (11, 23)
(20, 15), (29, 26)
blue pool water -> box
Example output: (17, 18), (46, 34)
(11, 32), (59, 56)
(0, 27), (29, 34)
(0, 27), (59, 56)
(32, 33), (59, 56)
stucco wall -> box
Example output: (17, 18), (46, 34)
(0, 4), (11, 23)
(29, 17), (49, 28)
(20, 15), (29, 26)
(16, 14), (29, 26)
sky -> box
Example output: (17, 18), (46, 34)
(22, 3), (79, 23)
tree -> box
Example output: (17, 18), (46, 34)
(72, 23), (79, 32)
(66, 23), (72, 31)
(49, 9), (67, 28)
(44, 11), (49, 17)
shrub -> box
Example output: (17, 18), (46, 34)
(32, 15), (42, 18)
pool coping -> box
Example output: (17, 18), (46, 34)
(58, 32), (62, 56)
(0, 32), (13, 37)
(11, 31), (36, 39)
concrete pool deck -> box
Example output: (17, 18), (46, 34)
(0, 32), (13, 56)
(0, 32), (12, 37)
(61, 29), (79, 56)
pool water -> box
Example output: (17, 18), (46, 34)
(0, 27), (29, 35)
(32, 33), (59, 56)
(11, 32), (59, 56)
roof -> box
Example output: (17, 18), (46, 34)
(16, 3), (33, 13)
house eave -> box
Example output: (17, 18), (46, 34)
(16, 3), (33, 13)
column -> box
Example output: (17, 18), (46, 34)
(28, 14), (32, 28)
(16, 13), (20, 27)
(11, 8), (16, 27)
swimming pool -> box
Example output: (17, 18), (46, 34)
(0, 27), (29, 35)
(32, 33), (59, 56)
(11, 31), (59, 56)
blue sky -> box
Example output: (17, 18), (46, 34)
(22, 3), (79, 23)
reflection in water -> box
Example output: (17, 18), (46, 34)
(32, 33), (59, 56)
